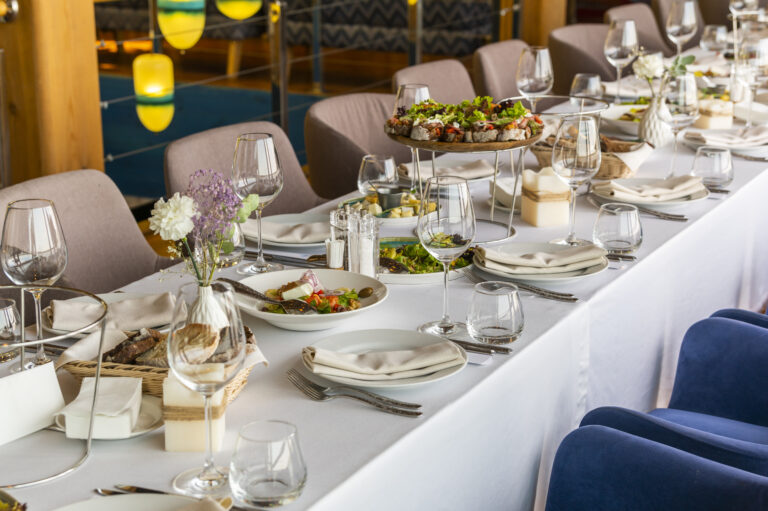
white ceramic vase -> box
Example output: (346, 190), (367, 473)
(188, 285), (230, 331)
(639, 96), (674, 148)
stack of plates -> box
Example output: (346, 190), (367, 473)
(591, 177), (709, 210)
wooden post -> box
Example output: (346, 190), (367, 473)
(520, 0), (567, 47)
(0, 0), (104, 185)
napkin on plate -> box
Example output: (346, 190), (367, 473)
(610, 142), (654, 172)
(476, 244), (607, 275)
(684, 126), (768, 148)
(734, 100), (768, 125)
(591, 176), (706, 203)
(602, 78), (654, 99)
(302, 341), (464, 381)
(245, 218), (330, 244)
(47, 292), (177, 332)
(398, 159), (496, 181)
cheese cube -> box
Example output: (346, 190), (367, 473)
(282, 282), (314, 300)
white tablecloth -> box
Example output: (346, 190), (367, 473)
(5, 143), (768, 511)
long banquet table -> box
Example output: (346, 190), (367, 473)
(6, 141), (768, 511)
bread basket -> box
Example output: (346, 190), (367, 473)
(530, 135), (642, 180)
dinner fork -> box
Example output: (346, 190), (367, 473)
(286, 369), (421, 409)
(285, 371), (422, 418)
(587, 194), (688, 222)
(464, 270), (579, 303)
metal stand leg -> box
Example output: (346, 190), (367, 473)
(415, 149), (423, 198)
(507, 148), (523, 238)
(490, 151), (500, 222)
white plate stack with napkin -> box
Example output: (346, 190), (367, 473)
(591, 176), (709, 205)
(685, 126), (768, 149)
(243, 213), (330, 247)
(46, 292), (177, 333)
(398, 159), (496, 182)
(475, 243), (609, 282)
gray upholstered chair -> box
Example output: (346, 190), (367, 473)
(164, 121), (324, 215)
(304, 93), (412, 199)
(0, 170), (173, 294)
(604, 3), (675, 57)
(548, 24), (616, 95)
(651, 0), (706, 51)
(473, 39), (529, 100)
(392, 59), (476, 103)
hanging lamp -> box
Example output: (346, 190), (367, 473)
(157, 0), (206, 49)
(133, 53), (175, 132)
(215, 0), (262, 20)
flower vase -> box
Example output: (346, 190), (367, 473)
(188, 285), (230, 331)
(639, 96), (673, 149)
(219, 222), (245, 268)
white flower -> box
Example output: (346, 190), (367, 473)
(148, 193), (197, 241)
(632, 53), (665, 81)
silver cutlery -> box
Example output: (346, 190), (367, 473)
(606, 253), (637, 262)
(587, 194), (687, 222)
(285, 371), (422, 418)
(464, 271), (578, 303)
(448, 338), (512, 355)
(114, 485), (242, 510)
(94, 488), (126, 496)
(705, 186), (730, 194)
(247, 252), (326, 268)
(733, 152), (768, 162)
(215, 278), (317, 315)
(286, 369), (421, 409)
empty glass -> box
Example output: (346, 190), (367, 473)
(593, 203), (643, 253)
(230, 420), (307, 508)
(666, 0), (698, 56)
(604, 19), (639, 104)
(700, 25), (728, 53)
(691, 146), (734, 187)
(357, 155), (397, 198)
(516, 46), (554, 113)
(570, 73), (603, 99)
(739, 33), (768, 128)
(467, 282), (524, 345)
(0, 298), (22, 372)
(394, 84), (430, 196)
(664, 73), (699, 178)
(730, 0), (760, 64)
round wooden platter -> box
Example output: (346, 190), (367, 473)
(386, 132), (543, 153)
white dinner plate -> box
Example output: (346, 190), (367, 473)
(244, 213), (330, 249)
(51, 395), (163, 440)
(682, 127), (768, 157)
(307, 329), (467, 389)
(600, 104), (644, 136)
(591, 178), (710, 209)
(338, 196), (419, 227)
(234, 269), (388, 331)
(55, 494), (194, 511)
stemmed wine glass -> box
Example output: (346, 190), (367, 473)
(666, 0), (698, 57)
(1, 199), (67, 366)
(664, 73), (699, 178)
(700, 25), (728, 53)
(168, 281), (246, 498)
(0, 298), (22, 372)
(551, 115), (602, 246)
(731, 0), (760, 66)
(357, 155), (397, 197)
(417, 176), (475, 337)
(233, 133), (284, 274)
(739, 33), (768, 128)
(570, 73), (603, 99)
(394, 84), (430, 197)
(604, 19), (639, 104)
(516, 46), (554, 114)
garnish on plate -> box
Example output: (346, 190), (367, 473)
(380, 239), (473, 274)
(263, 270), (363, 315)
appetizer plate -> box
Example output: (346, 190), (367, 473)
(378, 237), (471, 285)
(600, 104), (644, 136)
(244, 213), (330, 249)
(308, 329), (467, 389)
(387, 132), (542, 153)
(337, 196), (419, 226)
(235, 269), (388, 331)
(55, 494), (194, 511)
(591, 178), (710, 209)
(51, 395), (163, 439)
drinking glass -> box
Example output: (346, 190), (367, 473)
(233, 133), (284, 274)
(700, 25), (728, 53)
(731, 0), (760, 65)
(570, 73), (603, 99)
(739, 34), (768, 128)
(467, 282), (524, 345)
(230, 420), (307, 508)
(666, 0), (698, 56)
(592, 203), (643, 253)
(664, 73), (699, 178)
(394, 84), (430, 196)
(1, 199), (67, 366)
(550, 115), (602, 246)
(516, 46), (554, 113)
(604, 19), (639, 104)
(168, 281), (247, 498)
(691, 146), (734, 187)
(0, 298), (22, 372)
(357, 154), (397, 198)
(417, 176), (475, 337)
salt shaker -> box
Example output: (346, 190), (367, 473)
(347, 212), (378, 278)
(329, 209), (350, 270)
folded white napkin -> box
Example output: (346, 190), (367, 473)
(610, 143), (654, 172)
(48, 293), (177, 332)
(398, 159), (496, 181)
(179, 497), (226, 511)
(245, 218), (330, 244)
(592, 176), (706, 203)
(302, 341), (464, 381)
(476, 244), (607, 275)
(684, 126), (768, 148)
(602, 77), (654, 98)
(57, 377), (143, 439)
(489, 176), (521, 209)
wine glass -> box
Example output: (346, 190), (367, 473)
(232, 133), (284, 274)
(516, 46), (554, 114)
(666, 0), (698, 57)
(417, 176), (475, 337)
(550, 115), (602, 246)
(1, 199), (67, 366)
(664, 73), (699, 178)
(700, 25), (728, 53)
(168, 281), (246, 498)
(0, 298), (22, 372)
(604, 19), (639, 104)
(731, 0), (760, 65)
(357, 154), (397, 198)
(739, 34), (768, 128)
(570, 73), (603, 99)
(394, 84), (430, 196)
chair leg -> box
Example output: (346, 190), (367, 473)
(226, 40), (243, 78)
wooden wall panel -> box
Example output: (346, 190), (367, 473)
(520, 0), (568, 47)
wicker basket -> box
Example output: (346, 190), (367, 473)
(530, 144), (635, 180)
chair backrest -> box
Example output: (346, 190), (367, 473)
(0, 170), (167, 294)
(651, 0), (706, 50)
(548, 24), (616, 95)
(472, 39), (529, 100)
(164, 121), (323, 215)
(604, 3), (675, 57)
(697, 0), (729, 25)
(304, 93), (412, 199)
(392, 59), (476, 103)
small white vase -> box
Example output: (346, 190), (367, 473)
(188, 285), (230, 331)
(639, 96), (674, 149)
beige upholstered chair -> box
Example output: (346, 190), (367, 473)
(548, 24), (616, 94)
(164, 121), (324, 215)
(0, 170), (173, 294)
(651, 0), (706, 50)
(473, 39), (529, 100)
(604, 3), (675, 57)
(304, 93), (412, 199)
(392, 59), (476, 103)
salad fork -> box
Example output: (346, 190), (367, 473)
(286, 369), (421, 409)
(464, 271), (578, 302)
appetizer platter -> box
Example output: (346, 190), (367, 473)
(338, 193), (432, 225)
(378, 237), (473, 285)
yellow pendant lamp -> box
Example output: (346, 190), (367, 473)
(215, 0), (262, 20)
(157, 0), (206, 50)
(133, 53), (175, 132)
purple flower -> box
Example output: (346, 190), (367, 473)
(185, 169), (242, 244)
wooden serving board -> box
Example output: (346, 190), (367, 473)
(387, 132), (543, 153)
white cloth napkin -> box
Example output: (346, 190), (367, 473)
(179, 497), (226, 511)
(48, 293), (177, 332)
(592, 176), (706, 203)
(245, 218), (330, 244)
(610, 143), (654, 172)
(302, 341), (464, 381)
(684, 126), (768, 148)
(489, 176), (521, 209)
(398, 159), (496, 181)
(476, 245), (607, 275)
(57, 377), (142, 424)
(602, 78), (654, 98)
(734, 100), (768, 125)
(55, 329), (129, 369)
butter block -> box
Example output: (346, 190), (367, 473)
(693, 99), (733, 130)
(61, 377), (142, 440)
(163, 374), (225, 452)
(520, 167), (571, 227)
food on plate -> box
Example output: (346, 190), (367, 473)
(621, 97), (651, 106)
(385, 96), (543, 143)
(380, 241), (473, 274)
(263, 270), (362, 314)
(344, 193), (435, 219)
(693, 99), (733, 130)
(103, 328), (164, 364)
(618, 107), (647, 123)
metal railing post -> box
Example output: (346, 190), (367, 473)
(311, 0), (323, 93)
(0, 49), (10, 188)
(407, 0), (422, 66)
(269, 0), (288, 129)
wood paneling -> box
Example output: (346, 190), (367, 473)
(520, 0), (568, 47)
